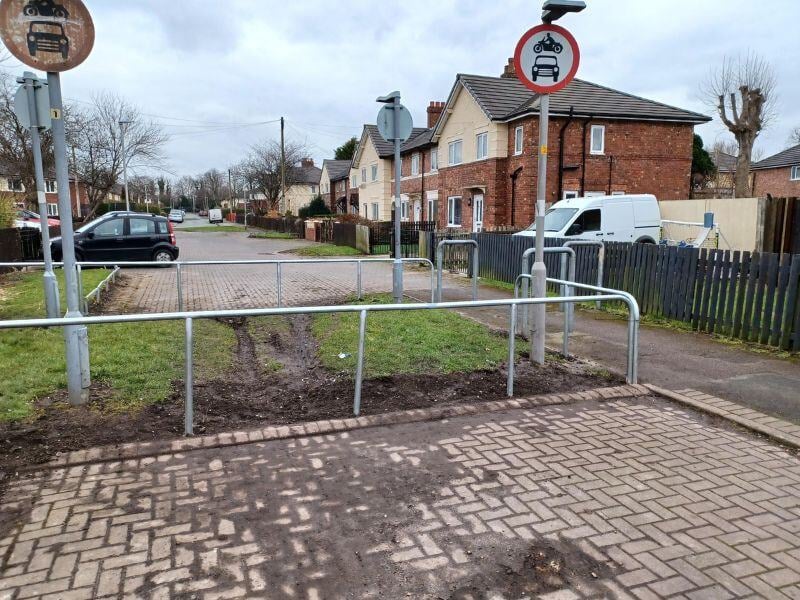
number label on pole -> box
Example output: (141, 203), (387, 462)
(50, 108), (61, 119)
(0, 0), (95, 72)
(513, 23), (580, 94)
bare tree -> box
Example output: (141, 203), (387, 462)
(241, 140), (307, 214)
(788, 127), (800, 148)
(201, 168), (226, 208)
(701, 52), (777, 197)
(71, 92), (168, 217)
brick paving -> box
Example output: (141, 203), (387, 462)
(3, 392), (800, 599)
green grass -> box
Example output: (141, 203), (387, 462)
(293, 244), (364, 257)
(311, 294), (517, 377)
(249, 231), (295, 240)
(0, 271), (235, 421)
(178, 225), (247, 233)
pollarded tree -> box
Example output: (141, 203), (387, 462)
(241, 140), (308, 214)
(701, 52), (777, 197)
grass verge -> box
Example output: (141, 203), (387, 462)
(293, 243), (364, 257)
(178, 225), (247, 233)
(249, 231), (295, 240)
(311, 294), (518, 377)
(0, 270), (235, 421)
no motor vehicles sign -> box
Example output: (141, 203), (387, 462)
(514, 23), (580, 94)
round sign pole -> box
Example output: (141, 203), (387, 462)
(513, 21), (580, 365)
(0, 0), (96, 405)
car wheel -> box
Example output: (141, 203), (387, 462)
(153, 249), (174, 263)
(24, 6), (38, 16)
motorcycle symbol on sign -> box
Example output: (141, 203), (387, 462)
(533, 33), (563, 54)
(23, 0), (69, 19)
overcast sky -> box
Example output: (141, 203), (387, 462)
(5, 0), (797, 178)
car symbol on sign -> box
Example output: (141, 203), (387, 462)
(532, 56), (559, 82)
(27, 21), (69, 59)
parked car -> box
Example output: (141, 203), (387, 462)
(208, 208), (223, 224)
(168, 209), (184, 223)
(51, 212), (179, 262)
(15, 209), (60, 230)
(514, 194), (661, 243)
(198, 209), (208, 217)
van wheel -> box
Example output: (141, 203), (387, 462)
(635, 237), (655, 244)
(153, 249), (174, 263)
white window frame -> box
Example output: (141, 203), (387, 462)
(371, 202), (379, 221)
(361, 167), (366, 184)
(400, 198), (409, 221)
(476, 132), (488, 160)
(562, 190), (578, 199)
(427, 197), (436, 221)
(447, 196), (462, 227)
(448, 140), (462, 166)
(351, 175), (357, 188)
(45, 180), (57, 193)
(410, 153), (420, 176)
(590, 125), (605, 155)
(46, 203), (58, 216)
(370, 164), (378, 182)
(791, 165), (800, 181)
(7, 178), (22, 192)
(514, 126), (524, 155)
(430, 148), (438, 172)
(611, 191), (626, 196)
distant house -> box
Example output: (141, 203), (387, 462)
(707, 150), (737, 197)
(319, 159), (351, 213)
(0, 162), (93, 217)
(285, 158), (322, 215)
(752, 144), (800, 198)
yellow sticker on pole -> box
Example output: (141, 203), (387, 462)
(540, 144), (548, 155)
(50, 108), (62, 120)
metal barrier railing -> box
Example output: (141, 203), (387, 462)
(0, 257), (437, 313)
(0, 292), (639, 435)
(436, 239), (479, 303)
(82, 267), (120, 314)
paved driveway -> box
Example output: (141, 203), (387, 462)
(2, 393), (800, 599)
(106, 229), (440, 313)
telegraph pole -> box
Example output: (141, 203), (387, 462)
(119, 119), (131, 211)
(280, 117), (286, 215)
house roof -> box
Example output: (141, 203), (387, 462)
(712, 151), (737, 173)
(294, 163), (322, 185)
(365, 124), (429, 158)
(401, 128), (435, 154)
(435, 74), (711, 137)
(322, 159), (351, 182)
(752, 143), (800, 171)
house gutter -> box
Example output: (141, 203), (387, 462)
(510, 166), (523, 227)
(607, 155), (614, 195)
(557, 106), (575, 203)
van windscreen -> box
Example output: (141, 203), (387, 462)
(541, 208), (578, 232)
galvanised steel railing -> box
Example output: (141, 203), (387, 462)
(0, 290), (639, 436)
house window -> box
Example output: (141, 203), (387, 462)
(45, 180), (57, 193)
(361, 167), (366, 183)
(563, 190), (578, 199)
(427, 197), (437, 222)
(476, 132), (488, 160)
(448, 140), (462, 165)
(46, 203), (58, 216)
(514, 126), (524, 155)
(401, 198), (409, 221)
(791, 166), (800, 180)
(7, 179), (22, 192)
(351, 175), (357, 188)
(590, 125), (605, 155)
(371, 203), (379, 220)
(310, 185), (317, 194)
(447, 196), (462, 227)
(430, 149), (438, 172)
(411, 153), (420, 176)
(371, 164), (378, 181)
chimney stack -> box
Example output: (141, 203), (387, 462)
(427, 101), (445, 128)
(500, 58), (517, 79)
(300, 158), (314, 168)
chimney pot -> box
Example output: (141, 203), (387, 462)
(501, 58), (517, 79)
(427, 101), (445, 128)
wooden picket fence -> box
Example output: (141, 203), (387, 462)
(422, 231), (800, 351)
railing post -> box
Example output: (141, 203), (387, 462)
(436, 245), (443, 303)
(472, 243), (479, 301)
(176, 263), (184, 312)
(559, 254), (567, 313)
(76, 264), (85, 315)
(567, 253), (576, 333)
(356, 261), (363, 301)
(276, 262), (283, 308)
(507, 303), (516, 397)
(596, 244), (605, 310)
(429, 261), (435, 303)
(184, 317), (194, 436)
(353, 309), (368, 416)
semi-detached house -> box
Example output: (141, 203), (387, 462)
(319, 159), (352, 213)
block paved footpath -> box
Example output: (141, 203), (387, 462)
(2, 388), (800, 599)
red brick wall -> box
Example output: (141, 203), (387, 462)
(436, 158), (508, 231)
(753, 167), (800, 197)
(398, 150), (440, 221)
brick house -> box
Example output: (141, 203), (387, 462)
(429, 63), (710, 231)
(752, 144), (800, 197)
(285, 158), (322, 215)
(1, 163), (96, 218)
(319, 159), (351, 213)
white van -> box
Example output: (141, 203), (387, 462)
(208, 208), (223, 224)
(515, 194), (661, 243)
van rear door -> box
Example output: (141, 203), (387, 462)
(601, 198), (634, 242)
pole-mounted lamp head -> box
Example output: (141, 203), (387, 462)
(376, 91), (400, 104)
(541, 0), (586, 23)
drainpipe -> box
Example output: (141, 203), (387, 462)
(607, 155), (614, 195)
(580, 115), (593, 195)
(510, 166), (523, 226)
(420, 150), (425, 221)
(557, 106), (575, 202)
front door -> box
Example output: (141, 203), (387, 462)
(413, 200), (421, 223)
(472, 194), (484, 233)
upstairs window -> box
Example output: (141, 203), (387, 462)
(351, 175), (357, 188)
(514, 126), (524, 155)
(411, 153), (420, 176)
(448, 140), (462, 165)
(430, 148), (438, 171)
(590, 125), (605, 155)
(45, 180), (57, 193)
(791, 165), (800, 180)
(7, 179), (23, 192)
(476, 132), (488, 160)
(371, 164), (378, 181)
(361, 167), (366, 183)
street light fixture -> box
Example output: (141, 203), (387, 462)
(541, 0), (586, 23)
(119, 119), (132, 212)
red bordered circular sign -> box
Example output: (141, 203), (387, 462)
(513, 23), (580, 94)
